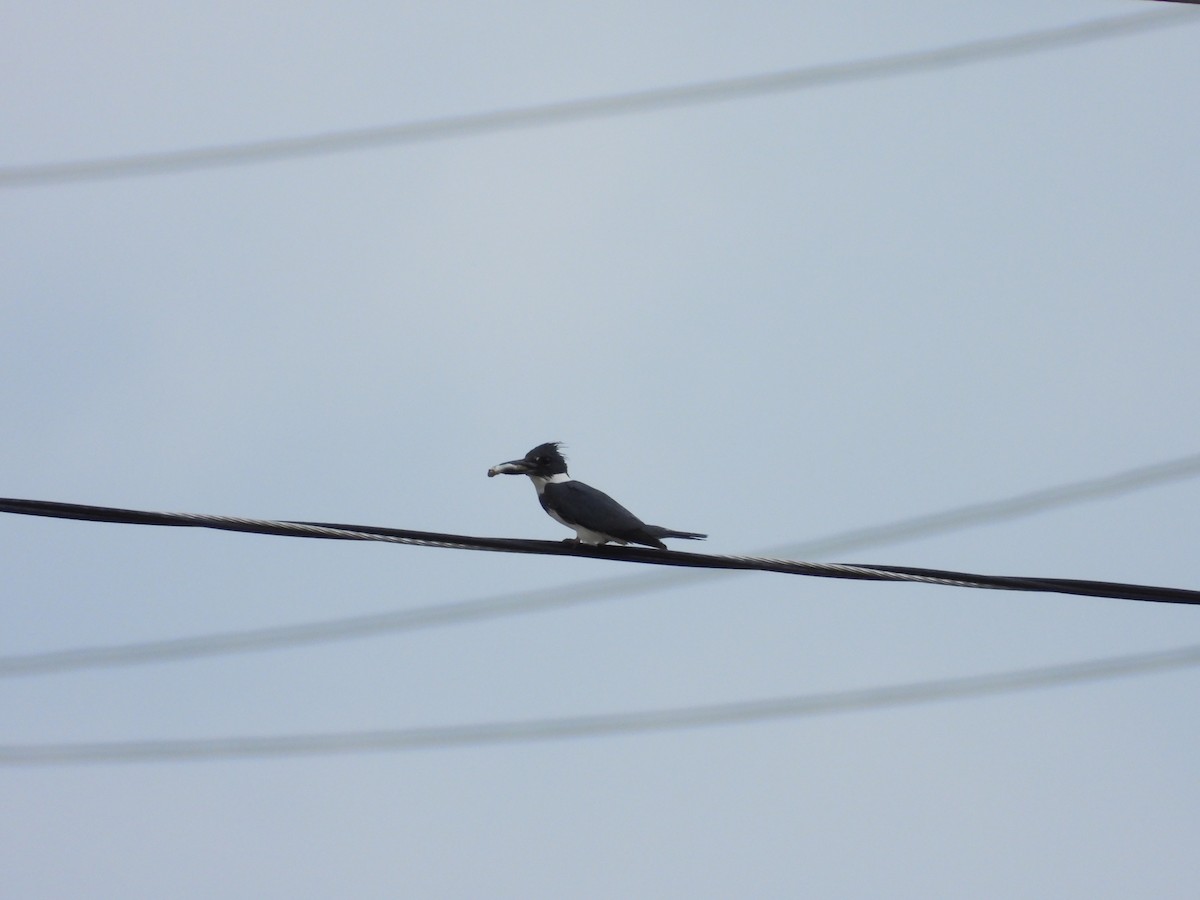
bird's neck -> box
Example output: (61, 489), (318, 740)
(529, 472), (571, 494)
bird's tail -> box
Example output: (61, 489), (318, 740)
(648, 526), (707, 541)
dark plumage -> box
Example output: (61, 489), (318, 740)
(487, 442), (706, 550)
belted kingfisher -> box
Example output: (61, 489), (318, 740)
(487, 442), (707, 550)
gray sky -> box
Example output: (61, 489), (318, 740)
(3, 2), (1199, 897)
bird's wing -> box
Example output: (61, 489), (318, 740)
(541, 480), (649, 538)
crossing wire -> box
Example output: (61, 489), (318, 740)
(1, 642), (1196, 765)
(0, 9), (1194, 188)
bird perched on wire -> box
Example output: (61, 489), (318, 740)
(487, 442), (707, 550)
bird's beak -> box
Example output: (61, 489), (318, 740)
(487, 458), (532, 478)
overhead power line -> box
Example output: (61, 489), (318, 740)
(2, 494), (1199, 610)
(0, 10), (1193, 189)
(3, 451), (1199, 677)
(1, 642), (1195, 765)
(1, 499), (1198, 603)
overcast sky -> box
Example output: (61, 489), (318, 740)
(3, 2), (1199, 897)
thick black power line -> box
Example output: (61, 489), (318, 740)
(1, 642), (1195, 765)
(0, 10), (1192, 188)
(1, 495), (1198, 605)
(3, 452), (1200, 677)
